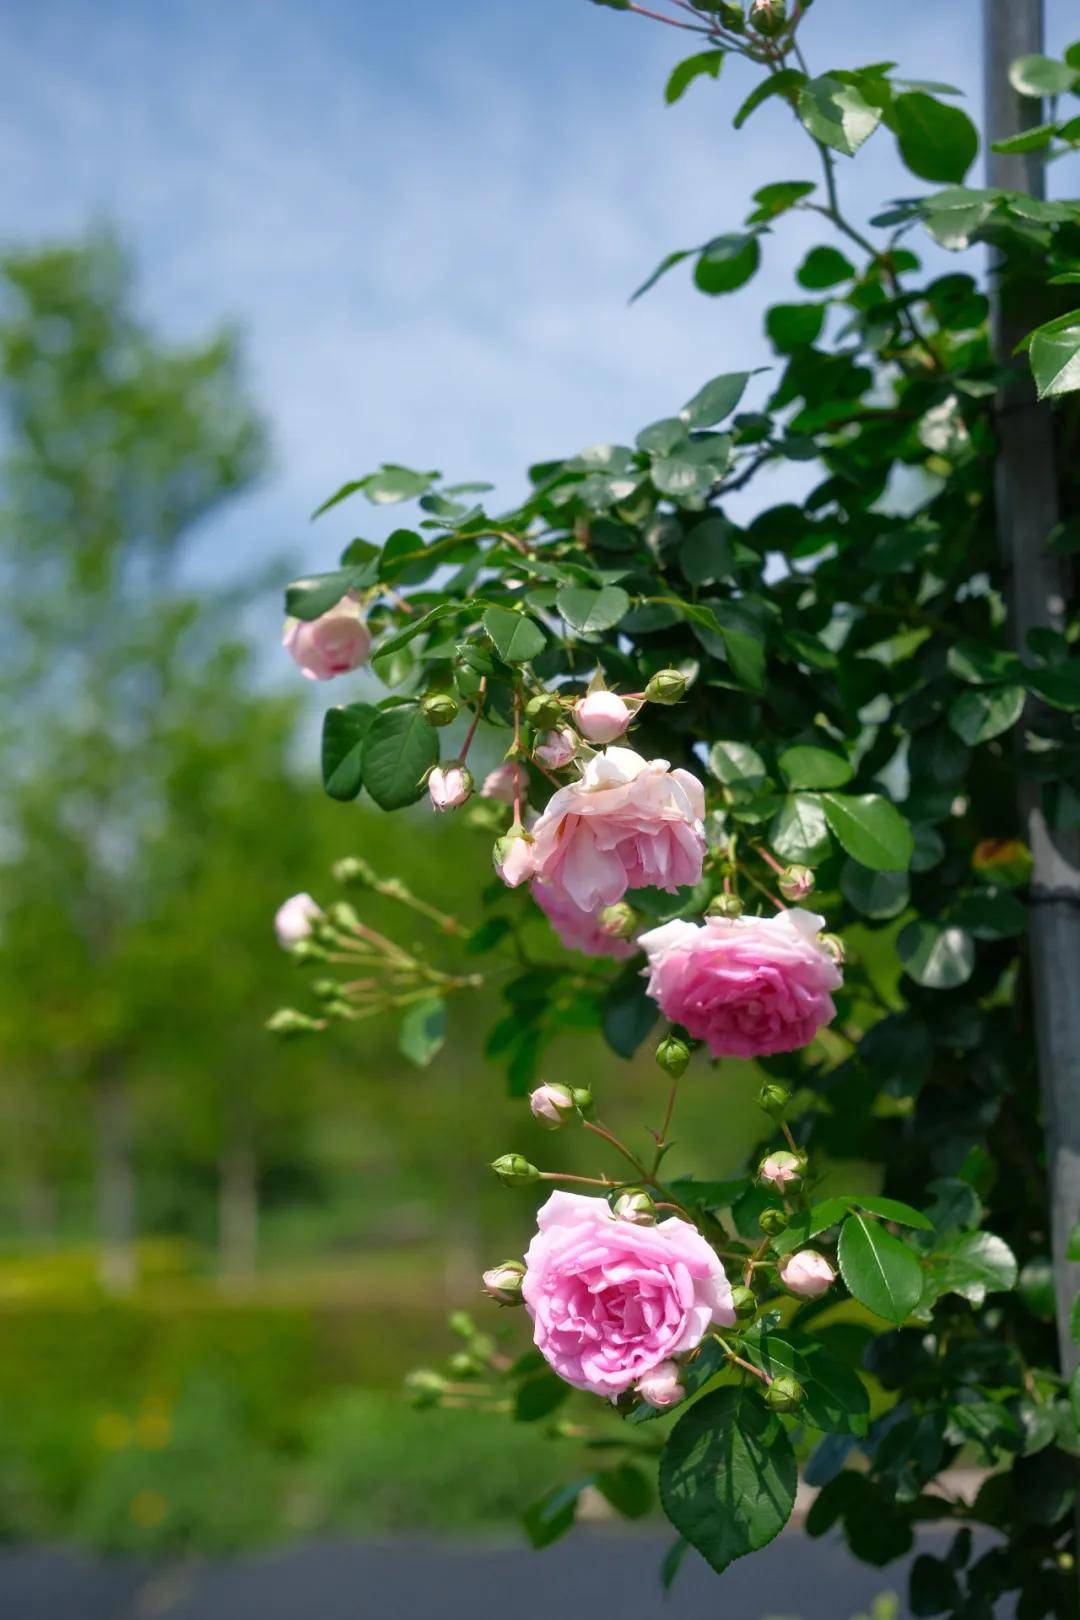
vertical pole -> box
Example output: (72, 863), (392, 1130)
(984, 0), (1080, 1377)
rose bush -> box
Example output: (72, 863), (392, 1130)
(268, 4), (1080, 1613)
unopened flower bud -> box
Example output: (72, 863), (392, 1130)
(707, 893), (745, 920)
(482, 1260), (526, 1306)
(287, 938), (327, 965)
(750, 0), (787, 36)
(778, 865), (815, 903)
(525, 692), (565, 731)
(758, 1206), (789, 1236)
(778, 1249), (835, 1299)
(820, 933), (846, 967)
(759, 1151), (805, 1192)
(404, 1369), (447, 1408)
(758, 1081), (791, 1118)
(571, 1086), (594, 1113)
(421, 691), (460, 727)
(490, 1153), (540, 1187)
(765, 1374), (804, 1413)
(613, 1189), (657, 1225)
(325, 901), (362, 935)
(644, 668), (688, 706)
(331, 855), (376, 887)
(428, 763), (473, 812)
(493, 823), (537, 888)
(448, 1351), (484, 1379)
(265, 1008), (323, 1037)
(534, 727), (577, 769)
(729, 1285), (758, 1320)
(310, 978), (343, 1002)
(598, 901), (637, 941)
(636, 1361), (685, 1410)
(574, 690), (631, 744)
(481, 760), (529, 806)
(274, 893), (323, 949)
(656, 1034), (691, 1078)
(529, 1082), (578, 1130)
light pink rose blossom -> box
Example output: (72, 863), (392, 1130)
(521, 748), (706, 914)
(531, 879), (636, 960)
(282, 593), (372, 681)
(274, 893), (322, 948)
(778, 1249), (836, 1299)
(481, 761), (529, 805)
(428, 764), (472, 812)
(529, 1083), (577, 1129)
(521, 1190), (735, 1397)
(534, 728), (578, 769)
(574, 690), (632, 744)
(636, 1360), (686, 1410)
(639, 908), (842, 1059)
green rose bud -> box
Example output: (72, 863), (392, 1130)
(758, 1206), (790, 1236)
(482, 1260), (526, 1306)
(403, 1368), (447, 1408)
(421, 691), (460, 727)
(286, 938), (327, 964)
(613, 1189), (658, 1225)
(490, 1153), (541, 1187)
(656, 1034), (691, 1079)
(265, 1008), (322, 1037)
(778, 864), (815, 903)
(758, 1150), (805, 1192)
(758, 1081), (791, 1118)
(765, 1374), (804, 1413)
(324, 900), (363, 935)
(598, 901), (638, 941)
(525, 692), (565, 730)
(570, 1087), (594, 1112)
(729, 1284), (758, 1320)
(821, 933), (846, 967)
(331, 855), (376, 887)
(644, 668), (688, 705)
(707, 893), (745, 920)
(448, 1351), (484, 1379)
(749, 0), (787, 35)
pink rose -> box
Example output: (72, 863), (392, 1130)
(481, 761), (529, 805)
(778, 1249), (836, 1299)
(529, 1082), (577, 1129)
(493, 825), (537, 887)
(282, 593), (371, 681)
(639, 908), (842, 1059)
(759, 1151), (804, 1192)
(521, 1190), (735, 1397)
(428, 764), (472, 811)
(574, 690), (631, 744)
(274, 893), (322, 948)
(523, 748), (706, 914)
(636, 1360), (685, 1410)
(534, 728), (578, 769)
(531, 879), (636, 960)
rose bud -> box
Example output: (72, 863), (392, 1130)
(758, 1206), (789, 1236)
(821, 933), (846, 967)
(282, 592), (372, 681)
(265, 1008), (322, 1037)
(481, 761), (530, 806)
(759, 1151), (805, 1192)
(493, 823), (537, 888)
(729, 1284), (757, 1320)
(706, 893), (745, 919)
(750, 0), (787, 35)
(331, 856), (375, 887)
(274, 893), (323, 949)
(778, 864), (815, 903)
(428, 764), (473, 812)
(655, 1034), (691, 1079)
(573, 690), (631, 744)
(636, 1361), (685, 1410)
(421, 692), (459, 727)
(758, 1081), (791, 1118)
(534, 727), (577, 769)
(490, 1153), (541, 1187)
(778, 1249), (836, 1299)
(529, 1082), (579, 1130)
(403, 1369), (447, 1409)
(613, 1189), (658, 1225)
(644, 669), (687, 706)
(525, 692), (565, 731)
(765, 1374), (804, 1413)
(598, 901), (637, 941)
(482, 1260), (526, 1306)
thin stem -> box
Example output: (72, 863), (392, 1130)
(651, 1077), (681, 1176)
(626, 1), (714, 33)
(459, 676), (487, 763)
(781, 1120), (800, 1155)
(744, 1236), (771, 1288)
(735, 861), (785, 912)
(583, 1119), (652, 1183)
(538, 1171), (617, 1188)
(717, 1336), (772, 1386)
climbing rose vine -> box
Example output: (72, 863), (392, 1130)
(270, 3), (1080, 1612)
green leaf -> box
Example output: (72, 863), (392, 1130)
(321, 702), (377, 802)
(708, 739), (767, 796)
(659, 1386), (797, 1576)
(521, 1481), (586, 1549)
(893, 93), (979, 183)
(313, 465), (437, 518)
(841, 862), (910, 920)
(770, 793), (831, 865)
(992, 123), (1059, 155)
(947, 684), (1026, 745)
(636, 417), (688, 456)
(747, 180), (816, 222)
(798, 75), (883, 157)
(285, 569), (368, 621)
(742, 1325), (869, 1437)
(897, 921), (975, 989)
(514, 1370), (571, 1423)
(652, 438), (733, 506)
(1028, 311), (1080, 399)
(665, 48), (724, 105)
(594, 1463), (653, 1519)
(602, 969), (658, 1059)
(934, 1231), (1018, 1306)
(679, 371), (752, 428)
(766, 303), (826, 353)
(398, 996), (447, 1068)
(680, 517), (735, 585)
(1026, 660), (1080, 709)
(854, 1196), (933, 1232)
(838, 1213), (924, 1325)
(733, 69), (806, 130)
(821, 793), (913, 872)
(797, 246), (855, 290)
(910, 1554), (962, 1617)
(779, 745), (853, 790)
(361, 705), (439, 811)
(482, 606), (547, 662)
(1008, 54), (1079, 98)
(694, 235), (760, 296)
(631, 249), (693, 303)
(555, 584), (630, 634)
(375, 602), (470, 662)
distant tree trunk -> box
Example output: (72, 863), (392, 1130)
(95, 1054), (136, 1292)
(218, 1136), (258, 1289)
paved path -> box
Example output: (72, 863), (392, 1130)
(0, 1529), (953, 1619)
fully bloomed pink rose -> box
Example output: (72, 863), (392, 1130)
(282, 593), (372, 680)
(531, 878), (636, 960)
(521, 1191), (735, 1397)
(523, 747), (706, 914)
(639, 908), (842, 1060)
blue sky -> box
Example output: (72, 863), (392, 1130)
(2, 0), (1077, 614)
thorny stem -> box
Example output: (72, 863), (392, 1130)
(735, 861), (786, 912)
(717, 1336), (772, 1386)
(651, 1076), (681, 1175)
(459, 676), (488, 762)
(744, 1236), (771, 1288)
(583, 1119), (652, 1183)
(539, 1171), (618, 1188)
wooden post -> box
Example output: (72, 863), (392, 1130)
(984, 0), (1080, 1376)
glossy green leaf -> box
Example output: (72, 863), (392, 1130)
(854, 1196), (933, 1232)
(766, 303), (826, 352)
(321, 702), (377, 802)
(894, 93), (978, 183)
(898, 921), (975, 989)
(1008, 54), (1079, 98)
(680, 517), (735, 585)
(841, 861), (910, 919)
(361, 706), (439, 811)
(797, 246), (855, 290)
(779, 745), (853, 790)
(1026, 660), (1080, 709)
(665, 49), (724, 106)
(771, 793), (832, 865)
(798, 75), (883, 157)
(733, 69), (805, 130)
(1028, 311), (1080, 400)
(694, 235), (760, 296)
(708, 739), (767, 795)
(679, 371), (751, 428)
(482, 606), (547, 662)
(947, 684), (1026, 745)
(630, 248), (693, 303)
(398, 996), (447, 1068)
(838, 1213), (924, 1325)
(821, 793), (913, 871)
(934, 1231), (1018, 1306)
(555, 584), (630, 634)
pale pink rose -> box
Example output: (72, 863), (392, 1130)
(428, 764), (472, 812)
(522, 748), (706, 914)
(778, 1249), (836, 1299)
(274, 893), (322, 948)
(282, 593), (371, 681)
(636, 1360), (685, 1410)
(481, 761), (529, 805)
(521, 1190), (735, 1397)
(639, 908), (842, 1060)
(531, 879), (636, 960)
(529, 1083), (577, 1129)
(759, 1151), (803, 1192)
(574, 690), (631, 744)
(493, 826), (537, 887)
(534, 728), (578, 769)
